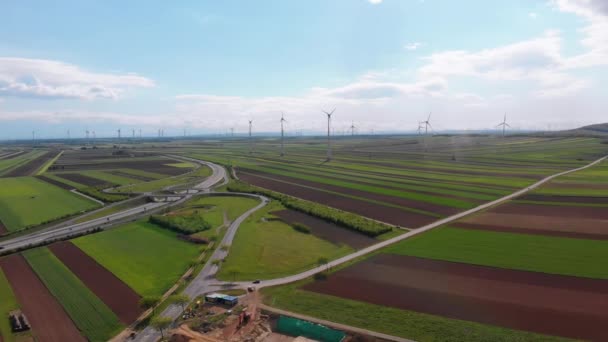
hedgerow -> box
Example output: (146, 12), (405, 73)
(227, 181), (392, 237)
(149, 214), (211, 234)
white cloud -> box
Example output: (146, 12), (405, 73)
(368, 0), (383, 4)
(528, 12), (538, 19)
(552, 0), (608, 69)
(404, 42), (423, 51)
(0, 57), (154, 100)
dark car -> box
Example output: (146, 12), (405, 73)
(252, 279), (261, 284)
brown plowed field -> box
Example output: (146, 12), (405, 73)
(518, 194), (608, 204)
(53, 159), (188, 176)
(273, 210), (376, 249)
(36, 175), (75, 190)
(55, 173), (110, 187)
(492, 202), (608, 219)
(3, 151), (53, 177)
(258, 165), (481, 204)
(0, 254), (86, 342)
(304, 255), (608, 340)
(238, 172), (436, 227)
(107, 170), (154, 181)
(461, 212), (608, 239)
(239, 169), (458, 217)
(48, 241), (143, 324)
(454, 222), (608, 240)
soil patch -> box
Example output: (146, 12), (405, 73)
(0, 151), (25, 160)
(454, 222), (608, 240)
(239, 169), (459, 217)
(0, 254), (85, 342)
(461, 212), (608, 239)
(48, 241), (143, 324)
(238, 172), (436, 228)
(35, 175), (75, 190)
(304, 254), (608, 341)
(493, 202), (608, 219)
(273, 209), (376, 249)
(55, 173), (111, 187)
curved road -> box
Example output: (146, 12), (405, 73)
(0, 155), (228, 254)
(132, 154), (606, 342)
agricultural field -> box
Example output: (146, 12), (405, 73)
(260, 142), (608, 342)
(0, 177), (99, 232)
(23, 248), (123, 341)
(113, 164), (211, 193)
(179, 195), (261, 230)
(0, 254), (85, 342)
(185, 136), (608, 228)
(73, 221), (201, 297)
(217, 201), (355, 281)
(0, 268), (19, 342)
(0, 150), (45, 176)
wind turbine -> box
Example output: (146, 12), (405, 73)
(118, 129), (121, 139)
(280, 112), (287, 157)
(350, 121), (356, 136)
(248, 120), (253, 154)
(417, 122), (424, 135)
(496, 113), (510, 137)
(421, 113), (433, 135)
(322, 108), (335, 161)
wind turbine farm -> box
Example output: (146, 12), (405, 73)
(1, 2), (608, 342)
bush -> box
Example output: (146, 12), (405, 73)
(292, 222), (311, 234)
(149, 214), (212, 234)
(227, 181), (392, 237)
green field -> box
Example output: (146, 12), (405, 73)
(261, 281), (567, 342)
(217, 202), (353, 281)
(114, 165), (211, 193)
(180, 195), (260, 229)
(0, 268), (20, 342)
(73, 221), (201, 297)
(0, 151), (45, 176)
(0, 177), (99, 231)
(385, 227), (608, 279)
(23, 248), (122, 341)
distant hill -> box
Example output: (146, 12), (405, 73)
(530, 123), (608, 138)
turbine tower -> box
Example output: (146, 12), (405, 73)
(132, 129), (135, 139)
(118, 129), (121, 139)
(280, 112), (287, 157)
(350, 121), (356, 136)
(496, 113), (510, 137)
(421, 113), (433, 135)
(322, 108), (335, 161)
(248, 120), (253, 154)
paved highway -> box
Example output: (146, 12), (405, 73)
(0, 156), (228, 254)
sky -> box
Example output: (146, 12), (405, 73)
(1, 0), (607, 139)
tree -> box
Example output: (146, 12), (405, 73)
(171, 294), (190, 311)
(139, 296), (160, 314)
(220, 244), (230, 251)
(151, 316), (173, 339)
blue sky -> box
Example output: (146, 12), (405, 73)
(1, 0), (607, 139)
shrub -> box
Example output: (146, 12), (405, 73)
(292, 222), (311, 234)
(149, 214), (212, 234)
